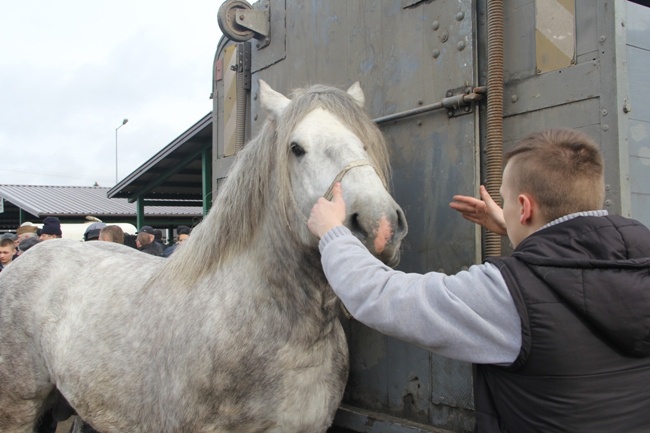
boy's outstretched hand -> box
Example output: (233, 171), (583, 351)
(450, 185), (507, 236)
(308, 182), (347, 239)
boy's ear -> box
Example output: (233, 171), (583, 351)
(518, 194), (535, 225)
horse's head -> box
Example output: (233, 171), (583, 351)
(259, 80), (407, 266)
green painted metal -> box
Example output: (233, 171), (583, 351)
(136, 198), (145, 229)
(127, 142), (210, 204)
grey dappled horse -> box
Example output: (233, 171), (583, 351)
(0, 81), (407, 433)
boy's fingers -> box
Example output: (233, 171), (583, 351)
(331, 182), (344, 203)
(479, 185), (495, 204)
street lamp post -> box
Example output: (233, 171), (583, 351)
(115, 118), (129, 183)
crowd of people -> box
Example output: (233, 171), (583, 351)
(0, 218), (191, 267)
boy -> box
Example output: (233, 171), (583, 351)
(0, 238), (16, 272)
(308, 128), (650, 432)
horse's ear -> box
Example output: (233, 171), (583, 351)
(259, 79), (290, 118)
(346, 82), (365, 107)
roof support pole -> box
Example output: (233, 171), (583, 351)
(136, 197), (145, 229)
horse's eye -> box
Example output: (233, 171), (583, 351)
(290, 142), (305, 157)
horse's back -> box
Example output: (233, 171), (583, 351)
(0, 239), (164, 430)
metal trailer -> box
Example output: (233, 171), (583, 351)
(211, 0), (650, 431)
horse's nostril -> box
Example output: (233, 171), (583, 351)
(396, 208), (407, 234)
(349, 213), (368, 238)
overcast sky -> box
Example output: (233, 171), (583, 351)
(0, 1), (226, 187)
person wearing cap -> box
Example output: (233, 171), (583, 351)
(16, 223), (38, 243)
(153, 229), (165, 247)
(83, 222), (107, 242)
(17, 237), (40, 256)
(136, 225), (163, 256)
(38, 217), (62, 241)
(162, 225), (191, 257)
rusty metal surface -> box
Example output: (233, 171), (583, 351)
(238, 0), (481, 431)
(211, 0), (650, 432)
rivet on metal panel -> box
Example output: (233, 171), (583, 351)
(457, 41), (466, 51)
(605, 199), (612, 207)
(439, 30), (449, 43)
(432, 49), (441, 59)
(432, 20), (440, 31)
(602, 124), (609, 131)
(599, 35), (607, 43)
(456, 11), (465, 21)
(254, 114), (258, 121)
(511, 95), (518, 103)
(622, 99), (632, 113)
(605, 184), (611, 191)
(418, 100), (423, 105)
(601, 109), (608, 116)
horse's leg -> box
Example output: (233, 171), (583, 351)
(0, 397), (44, 433)
(70, 416), (100, 433)
(34, 409), (58, 433)
(0, 376), (57, 433)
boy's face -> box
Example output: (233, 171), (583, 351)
(0, 245), (14, 265)
(500, 161), (526, 248)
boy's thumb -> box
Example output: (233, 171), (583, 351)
(480, 185), (494, 203)
(332, 182), (344, 203)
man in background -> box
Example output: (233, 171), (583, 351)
(38, 217), (62, 240)
(99, 225), (125, 244)
(136, 225), (163, 256)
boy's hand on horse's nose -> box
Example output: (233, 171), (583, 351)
(308, 182), (347, 239)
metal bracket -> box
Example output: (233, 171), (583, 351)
(217, 0), (271, 48)
(444, 86), (484, 118)
(238, 42), (252, 90)
(236, 9), (270, 41)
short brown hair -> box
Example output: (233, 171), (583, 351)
(0, 238), (16, 250)
(505, 128), (605, 222)
(136, 232), (153, 246)
(99, 225), (125, 244)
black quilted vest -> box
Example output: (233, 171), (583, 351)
(476, 215), (650, 433)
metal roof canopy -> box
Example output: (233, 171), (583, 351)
(0, 185), (202, 231)
(108, 112), (214, 226)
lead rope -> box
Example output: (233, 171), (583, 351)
(322, 160), (372, 201)
(291, 159), (377, 225)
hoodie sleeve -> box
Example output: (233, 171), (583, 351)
(320, 226), (521, 364)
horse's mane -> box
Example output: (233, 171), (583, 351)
(158, 84), (391, 288)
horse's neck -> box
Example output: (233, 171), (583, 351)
(250, 216), (339, 319)
(254, 217), (325, 287)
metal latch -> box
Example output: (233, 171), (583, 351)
(374, 86), (486, 124)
